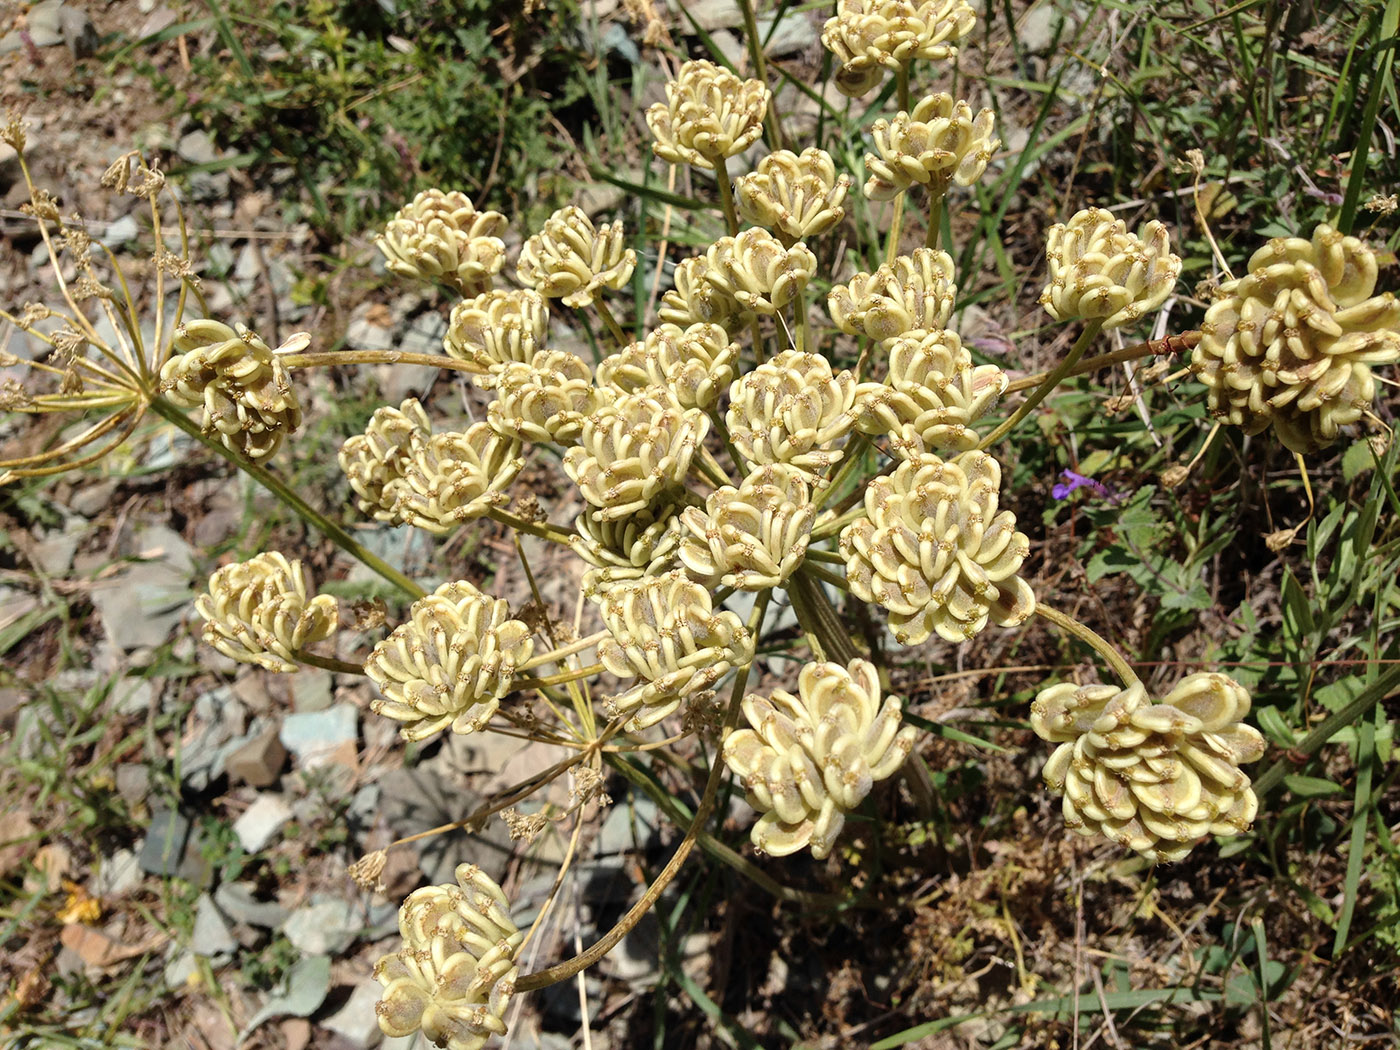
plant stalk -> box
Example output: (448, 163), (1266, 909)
(1033, 602), (1139, 688)
(978, 319), (1105, 450)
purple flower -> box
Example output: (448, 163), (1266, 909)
(1053, 469), (1115, 502)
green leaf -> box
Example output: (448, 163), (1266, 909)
(1160, 579), (1212, 612)
(1341, 439), (1376, 481)
(1282, 774), (1344, 798)
(1315, 676), (1366, 713)
(1280, 568), (1314, 645)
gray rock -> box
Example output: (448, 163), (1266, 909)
(226, 726), (287, 787)
(91, 848), (143, 898)
(324, 980), (385, 1047)
(684, 0), (744, 30)
(163, 949), (198, 988)
(60, 5), (98, 58)
(177, 129), (220, 167)
(115, 763), (150, 804)
(278, 702), (358, 770)
(113, 677), (155, 717)
(138, 810), (192, 877)
(595, 795), (662, 855)
(346, 304), (395, 352)
(214, 881), (289, 929)
(23, 2), (65, 47)
(233, 794), (293, 853)
(68, 479), (119, 518)
(380, 762), (512, 886)
(756, 11), (818, 55)
(191, 893), (237, 958)
(281, 895), (360, 955)
(32, 520), (85, 574)
(291, 668), (333, 712)
(100, 214), (141, 249)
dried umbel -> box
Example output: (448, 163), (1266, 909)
(1040, 208), (1182, 329)
(596, 322), (739, 411)
(374, 863), (523, 1049)
(195, 553), (338, 673)
(856, 329), (1009, 455)
(572, 503), (682, 594)
(828, 248), (957, 343)
(679, 465), (817, 590)
(727, 349), (860, 476)
(517, 205), (637, 309)
(365, 581), (534, 741)
(736, 148), (852, 243)
(563, 387), (710, 519)
(443, 289), (550, 377)
(375, 189), (507, 297)
(597, 571), (754, 730)
(841, 450), (1034, 644)
(1192, 224), (1400, 453)
(646, 59), (771, 169)
(1031, 673), (1266, 862)
(704, 230), (818, 317)
(724, 659), (917, 858)
(821, 0), (976, 97)
(658, 256), (748, 331)
(487, 350), (595, 444)
(158, 319), (305, 462)
(863, 93), (999, 201)
(339, 399), (524, 533)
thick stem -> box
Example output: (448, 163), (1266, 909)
(514, 662), (607, 692)
(592, 299), (630, 349)
(978, 320), (1105, 450)
(282, 350), (484, 376)
(516, 593), (771, 992)
(485, 506), (575, 546)
(293, 650), (364, 676)
(712, 156), (742, 238)
(792, 568), (859, 665)
(516, 630), (611, 673)
(737, 0), (784, 152)
(1033, 602), (1139, 688)
(925, 190), (944, 249)
(1003, 331), (1198, 395)
(148, 397), (426, 599)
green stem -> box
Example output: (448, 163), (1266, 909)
(514, 662), (606, 692)
(1251, 664), (1400, 798)
(1004, 331), (1198, 395)
(812, 503), (866, 543)
(293, 650), (364, 676)
(517, 630), (611, 673)
(978, 320), (1105, 451)
(282, 350), (483, 375)
(737, 0), (783, 152)
(791, 569), (859, 665)
(814, 433), (871, 511)
(712, 157), (742, 238)
(486, 506), (575, 546)
(1033, 602), (1139, 688)
(707, 410), (746, 475)
(885, 195), (906, 267)
(925, 190), (944, 250)
(148, 397), (426, 599)
(593, 299), (630, 349)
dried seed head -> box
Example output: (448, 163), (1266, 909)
(376, 189), (507, 296)
(864, 93), (999, 201)
(339, 398), (524, 533)
(366, 580), (534, 741)
(194, 552), (338, 673)
(1031, 673), (1265, 862)
(828, 248), (957, 343)
(841, 450), (1034, 644)
(704, 229), (818, 317)
(158, 319), (304, 462)
(646, 59), (770, 169)
(562, 387), (710, 520)
(727, 349), (860, 478)
(1, 112), (27, 151)
(821, 0), (976, 97)
(724, 658), (917, 858)
(735, 148), (852, 243)
(596, 571), (754, 731)
(679, 465), (817, 590)
(444, 289), (550, 381)
(1040, 208), (1182, 329)
(596, 322), (740, 411)
(517, 205), (637, 308)
(855, 328), (1008, 455)
(487, 349), (595, 445)
(373, 863), (522, 1048)
(1192, 224), (1400, 453)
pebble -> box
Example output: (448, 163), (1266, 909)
(177, 129), (220, 167)
(323, 980), (385, 1048)
(191, 893), (237, 958)
(213, 881), (289, 929)
(281, 895), (360, 956)
(278, 702), (358, 771)
(138, 809), (192, 877)
(226, 726), (287, 787)
(100, 214), (140, 248)
(90, 849), (142, 898)
(232, 794), (293, 853)
(116, 763), (150, 804)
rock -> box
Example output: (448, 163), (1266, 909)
(226, 726), (287, 787)
(113, 677), (156, 717)
(139, 810), (193, 877)
(236, 955), (330, 1045)
(91, 848), (143, 898)
(757, 11), (818, 55)
(100, 214), (141, 249)
(281, 895), (360, 956)
(595, 795), (662, 855)
(191, 893), (237, 958)
(278, 702), (358, 771)
(164, 949), (198, 989)
(233, 794), (293, 853)
(214, 881), (289, 929)
(24, 2), (65, 47)
(60, 6), (98, 58)
(684, 0), (744, 30)
(323, 980), (384, 1048)
(346, 303), (395, 353)
(177, 129), (220, 167)
(32, 520), (84, 574)
(115, 763), (150, 804)
(68, 478), (119, 518)
(291, 668), (333, 712)
(89, 562), (192, 651)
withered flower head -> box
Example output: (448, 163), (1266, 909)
(596, 571), (754, 731)
(563, 387), (710, 520)
(158, 319), (306, 463)
(1040, 208), (1182, 329)
(517, 205), (637, 309)
(365, 581), (534, 741)
(855, 328), (1008, 455)
(1031, 673), (1266, 862)
(596, 322), (740, 411)
(841, 450), (1034, 644)
(726, 349), (861, 477)
(646, 59), (771, 169)
(195, 552), (338, 673)
(679, 465), (817, 590)
(374, 863), (523, 1049)
(704, 230), (818, 317)
(821, 0), (976, 97)
(376, 189), (507, 296)
(724, 658), (917, 858)
(735, 148), (852, 243)
(1192, 224), (1400, 453)
(828, 248), (957, 343)
(864, 93), (999, 201)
